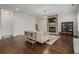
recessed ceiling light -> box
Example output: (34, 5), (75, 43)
(65, 9), (68, 13)
(15, 8), (19, 11)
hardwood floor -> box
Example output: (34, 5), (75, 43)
(0, 35), (74, 54)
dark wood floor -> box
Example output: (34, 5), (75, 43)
(0, 35), (74, 54)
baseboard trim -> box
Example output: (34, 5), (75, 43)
(2, 35), (13, 39)
(59, 32), (79, 38)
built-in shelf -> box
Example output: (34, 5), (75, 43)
(47, 15), (58, 35)
(61, 22), (73, 36)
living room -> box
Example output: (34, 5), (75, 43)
(0, 4), (79, 54)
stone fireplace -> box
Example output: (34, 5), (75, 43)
(47, 15), (58, 34)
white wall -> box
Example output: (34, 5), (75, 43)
(59, 6), (78, 36)
(35, 17), (41, 31)
(0, 9), (14, 37)
(58, 12), (78, 36)
(35, 8), (78, 36)
(13, 13), (35, 36)
(35, 17), (47, 33)
(0, 9), (36, 38)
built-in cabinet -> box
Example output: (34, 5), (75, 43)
(47, 15), (58, 35)
(61, 22), (73, 36)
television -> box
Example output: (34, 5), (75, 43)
(48, 17), (56, 23)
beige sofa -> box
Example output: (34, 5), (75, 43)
(25, 31), (49, 44)
(36, 32), (49, 43)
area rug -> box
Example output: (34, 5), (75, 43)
(45, 35), (60, 45)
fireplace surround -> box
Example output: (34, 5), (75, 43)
(47, 15), (58, 34)
(49, 27), (56, 32)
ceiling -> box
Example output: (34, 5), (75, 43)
(0, 4), (78, 17)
